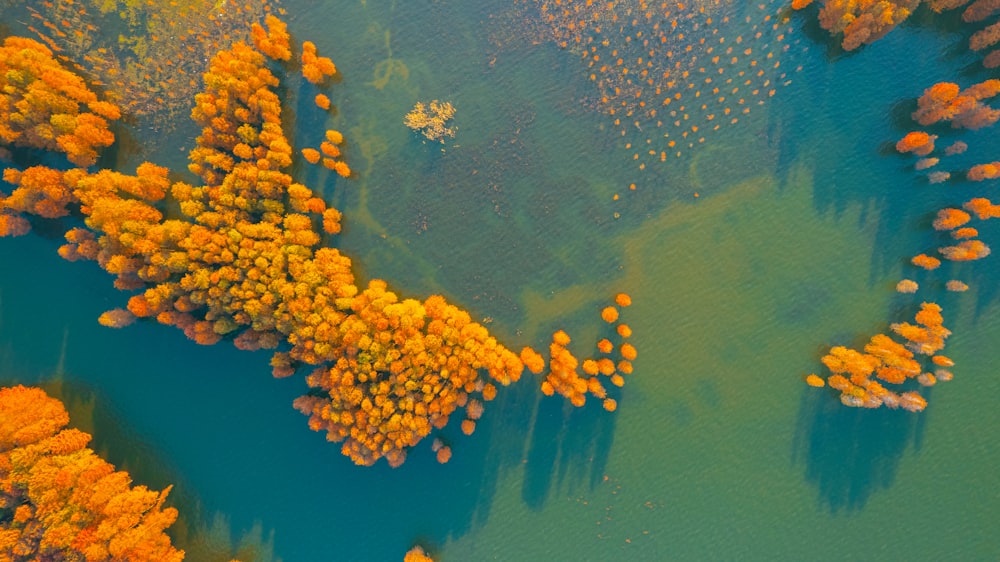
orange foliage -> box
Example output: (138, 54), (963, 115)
(0, 214), (30, 237)
(461, 419), (476, 435)
(302, 148), (321, 164)
(435, 446), (452, 464)
(293, 287), (525, 466)
(805, 374), (826, 387)
(543, 330), (586, 406)
(614, 292), (632, 307)
(596, 358), (615, 376)
(952, 227), (979, 239)
(321, 141), (341, 158)
(821, 346), (880, 380)
(895, 131), (936, 156)
(891, 302), (951, 355)
(959, 78), (1000, 100)
(540, 380), (555, 396)
(968, 162), (1000, 180)
(251, 14), (292, 61)
(963, 197), (1000, 219)
(333, 161), (351, 178)
(0, 386), (184, 561)
(918, 370), (939, 387)
(596, 338), (613, 354)
(404, 545), (435, 562)
(600, 306), (619, 323)
(0, 37), (120, 167)
(2, 22), (640, 467)
(322, 207), (342, 234)
(932, 355), (955, 367)
(814, 0), (921, 51)
(552, 329), (571, 346)
(482, 383), (497, 401)
(932, 208), (972, 230)
(315, 94), (331, 110)
(301, 41), (337, 84)
(2, 26), (512, 468)
(0, 167), (76, 228)
(520, 347), (546, 374)
(939, 239), (991, 261)
(810, 304), (951, 410)
(534, 294), (635, 411)
(911, 253), (941, 270)
(913, 80), (1000, 129)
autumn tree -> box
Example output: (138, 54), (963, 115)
(0, 385), (184, 561)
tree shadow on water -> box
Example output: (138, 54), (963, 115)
(791, 387), (922, 514)
(521, 392), (618, 510)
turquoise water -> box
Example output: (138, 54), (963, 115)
(2, 0), (1000, 560)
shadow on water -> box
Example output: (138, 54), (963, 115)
(779, 2), (1000, 296)
(906, 2), (990, 82)
(521, 392), (618, 510)
(791, 386), (921, 513)
(790, 6), (846, 62)
(267, 377), (618, 558)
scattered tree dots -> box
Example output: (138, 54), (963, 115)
(516, 0), (805, 184)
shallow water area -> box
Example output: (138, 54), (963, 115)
(1, 0), (1000, 560)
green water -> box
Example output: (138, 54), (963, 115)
(1, 0), (999, 560)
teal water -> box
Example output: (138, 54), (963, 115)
(2, 1), (1000, 560)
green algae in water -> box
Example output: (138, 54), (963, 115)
(1, 0), (1000, 560)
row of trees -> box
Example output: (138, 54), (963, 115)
(799, 2), (1000, 410)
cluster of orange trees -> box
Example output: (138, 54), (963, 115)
(896, 79), (1000, 276)
(912, 80), (1000, 131)
(0, 37), (120, 168)
(806, 304), (952, 411)
(800, 4), (1000, 410)
(24, 0), (278, 136)
(301, 129), (351, 177)
(531, 294), (635, 413)
(792, 0), (921, 50)
(1, 16), (632, 471)
(0, 18), (633, 554)
(794, 0), (1000, 62)
(0, 385), (185, 561)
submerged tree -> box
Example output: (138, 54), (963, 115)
(403, 100), (457, 143)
